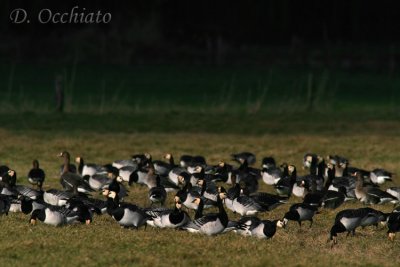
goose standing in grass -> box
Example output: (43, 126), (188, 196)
(358, 207), (389, 228)
(387, 207), (400, 241)
(59, 151), (93, 194)
(354, 172), (398, 205)
(320, 163), (346, 209)
(59, 151), (77, 174)
(75, 157), (107, 177)
(235, 216), (284, 239)
(182, 191), (228, 235)
(281, 203), (318, 228)
(148, 176), (167, 206)
(329, 208), (372, 247)
(27, 160), (45, 190)
(106, 190), (149, 229)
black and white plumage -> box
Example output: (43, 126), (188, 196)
(182, 192), (228, 235)
(27, 160), (45, 189)
(75, 157), (107, 177)
(370, 168), (393, 185)
(261, 162), (286, 185)
(281, 203), (318, 228)
(106, 191), (149, 229)
(146, 201), (190, 228)
(148, 176), (167, 206)
(43, 189), (75, 206)
(29, 206), (79, 226)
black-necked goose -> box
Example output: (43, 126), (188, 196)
(58, 151), (77, 174)
(147, 201), (190, 228)
(281, 203), (318, 228)
(75, 157), (107, 177)
(117, 165), (139, 185)
(232, 152), (256, 166)
(148, 175), (167, 206)
(20, 196), (47, 215)
(261, 162), (286, 186)
(174, 182), (202, 210)
(29, 206), (79, 226)
(0, 169), (17, 188)
(249, 220), (282, 239)
(106, 191), (149, 229)
(370, 168), (393, 185)
(182, 191), (228, 235)
(387, 207), (400, 241)
(329, 208), (371, 247)
(153, 153), (176, 177)
(354, 172), (398, 205)
(274, 164), (295, 197)
(27, 160), (45, 190)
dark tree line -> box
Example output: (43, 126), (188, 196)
(1, 0), (400, 65)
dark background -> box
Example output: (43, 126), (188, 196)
(1, 0), (400, 117)
(2, 0), (400, 66)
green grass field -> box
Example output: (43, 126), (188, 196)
(0, 64), (400, 266)
(0, 116), (400, 267)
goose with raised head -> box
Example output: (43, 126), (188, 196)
(27, 160), (45, 190)
(182, 191), (228, 235)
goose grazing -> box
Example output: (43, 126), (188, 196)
(354, 172), (398, 205)
(281, 203), (318, 228)
(58, 151), (77, 174)
(27, 160), (45, 190)
(148, 175), (167, 206)
(29, 206), (79, 226)
(106, 191), (149, 229)
(182, 191), (228, 235)
(147, 200), (190, 229)
(232, 152), (256, 166)
(358, 207), (389, 228)
(75, 157), (107, 177)
(59, 151), (93, 194)
(370, 168), (393, 185)
(387, 207), (400, 241)
(329, 208), (373, 247)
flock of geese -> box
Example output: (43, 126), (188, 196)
(0, 151), (400, 247)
